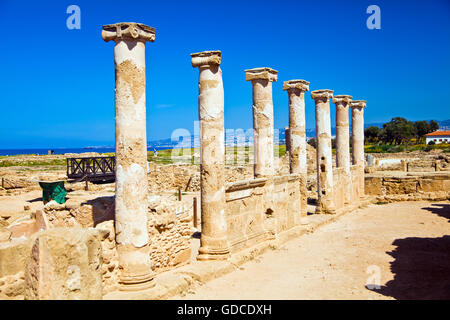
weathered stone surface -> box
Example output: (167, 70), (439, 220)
(0, 226), (11, 243)
(246, 67), (278, 178)
(24, 228), (103, 300)
(364, 177), (383, 195)
(283, 79), (309, 217)
(351, 100), (366, 195)
(192, 50), (230, 261)
(102, 22), (155, 289)
(0, 240), (31, 278)
(333, 95), (352, 204)
(312, 89), (336, 214)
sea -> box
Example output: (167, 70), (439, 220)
(0, 146), (173, 157)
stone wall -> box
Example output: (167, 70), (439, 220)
(0, 195), (194, 297)
(147, 197), (193, 274)
(225, 178), (267, 253)
(0, 240), (30, 298)
(224, 174), (302, 254)
(272, 175), (302, 234)
(365, 172), (450, 202)
(333, 167), (347, 210)
(350, 165), (363, 203)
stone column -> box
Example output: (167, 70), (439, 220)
(245, 67), (278, 178)
(333, 95), (352, 204)
(283, 80), (310, 217)
(351, 100), (367, 196)
(311, 90), (336, 214)
(102, 22), (155, 290)
(191, 50), (230, 260)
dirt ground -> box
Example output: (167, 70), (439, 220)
(174, 201), (450, 300)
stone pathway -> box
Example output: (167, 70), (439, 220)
(173, 201), (450, 300)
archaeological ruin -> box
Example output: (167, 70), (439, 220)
(0, 21), (449, 300)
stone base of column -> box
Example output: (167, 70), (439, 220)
(119, 273), (155, 291)
(117, 245), (155, 291)
(197, 235), (230, 261)
(315, 202), (336, 215)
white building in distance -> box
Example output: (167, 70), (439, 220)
(425, 130), (450, 144)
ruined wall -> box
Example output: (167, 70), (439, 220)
(146, 160), (290, 193)
(365, 172), (450, 202)
(0, 195), (194, 297)
(224, 174), (302, 254)
(350, 165), (363, 203)
(147, 198), (193, 273)
(369, 153), (450, 172)
(0, 240), (30, 298)
(225, 178), (267, 253)
(333, 167), (347, 210)
(272, 175), (301, 234)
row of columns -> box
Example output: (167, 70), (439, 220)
(101, 20), (367, 289)
(311, 92), (366, 214)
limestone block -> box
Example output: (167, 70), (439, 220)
(365, 177), (383, 195)
(0, 226), (11, 243)
(0, 240), (31, 278)
(418, 179), (444, 193)
(384, 178), (418, 194)
(24, 228), (103, 300)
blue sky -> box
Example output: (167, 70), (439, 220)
(0, 0), (449, 148)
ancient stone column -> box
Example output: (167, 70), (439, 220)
(283, 80), (310, 217)
(191, 50), (230, 261)
(311, 90), (336, 214)
(351, 100), (367, 196)
(102, 22), (155, 290)
(333, 95), (352, 204)
(245, 67), (278, 178)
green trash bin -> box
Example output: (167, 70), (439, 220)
(38, 180), (67, 204)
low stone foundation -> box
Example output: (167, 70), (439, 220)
(365, 172), (450, 203)
(0, 194), (194, 298)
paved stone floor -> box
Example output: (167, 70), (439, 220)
(174, 201), (450, 300)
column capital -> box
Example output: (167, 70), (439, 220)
(245, 67), (278, 82)
(191, 50), (221, 68)
(102, 22), (155, 42)
(311, 89), (333, 101)
(283, 79), (310, 92)
(333, 95), (353, 104)
(350, 100), (367, 108)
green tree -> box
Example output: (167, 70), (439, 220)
(379, 117), (416, 145)
(414, 120), (430, 143)
(429, 120), (439, 132)
(364, 126), (380, 143)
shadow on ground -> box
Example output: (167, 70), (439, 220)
(368, 204), (450, 299)
(421, 203), (450, 221)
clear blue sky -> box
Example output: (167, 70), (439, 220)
(0, 0), (449, 148)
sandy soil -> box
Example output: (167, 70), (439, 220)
(174, 201), (450, 300)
